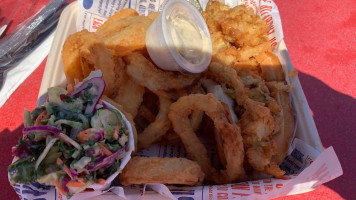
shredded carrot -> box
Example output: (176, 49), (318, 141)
(78, 131), (90, 143)
(96, 178), (106, 185)
(66, 180), (85, 188)
(34, 110), (47, 126)
(63, 165), (73, 180)
(67, 84), (74, 94)
(83, 129), (94, 134)
(56, 158), (63, 165)
(77, 178), (84, 184)
(113, 123), (120, 140)
(98, 143), (112, 156)
(54, 179), (67, 196)
(57, 158), (73, 179)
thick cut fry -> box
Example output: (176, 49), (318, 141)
(96, 16), (153, 56)
(96, 9), (139, 33)
(119, 157), (204, 186)
(61, 29), (117, 96)
(168, 93), (245, 184)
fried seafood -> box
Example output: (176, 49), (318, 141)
(60, 1), (296, 187)
(119, 157), (204, 186)
(255, 52), (285, 82)
(138, 96), (172, 149)
(207, 61), (248, 105)
(168, 94), (245, 184)
(61, 30), (117, 96)
(203, 1), (295, 178)
(203, 1), (271, 70)
(266, 81), (295, 165)
(124, 52), (200, 97)
(239, 98), (286, 177)
(113, 76), (145, 117)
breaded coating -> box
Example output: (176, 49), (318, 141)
(119, 157), (205, 186)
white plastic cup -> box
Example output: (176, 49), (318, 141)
(146, 0), (212, 73)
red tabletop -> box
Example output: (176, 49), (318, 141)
(0, 0), (354, 199)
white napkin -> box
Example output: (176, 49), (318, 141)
(0, 32), (54, 108)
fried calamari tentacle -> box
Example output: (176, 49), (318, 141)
(168, 93), (245, 184)
(208, 61), (249, 105)
(208, 59), (285, 177)
(124, 52), (200, 96)
(138, 96), (172, 149)
(266, 81), (295, 165)
(119, 157), (204, 186)
(240, 98), (287, 177)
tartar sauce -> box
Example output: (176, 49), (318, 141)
(167, 12), (210, 64)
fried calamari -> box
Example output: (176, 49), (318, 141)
(168, 94), (245, 184)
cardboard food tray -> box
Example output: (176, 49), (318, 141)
(37, 1), (327, 198)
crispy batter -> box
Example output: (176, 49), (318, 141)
(96, 9), (139, 33)
(255, 52), (285, 82)
(61, 32), (85, 84)
(169, 94), (245, 184)
(208, 61), (249, 105)
(113, 76), (145, 118)
(147, 12), (160, 21)
(61, 2), (296, 184)
(96, 16), (153, 56)
(119, 157), (204, 186)
(124, 52), (200, 95)
(266, 81), (294, 165)
(203, 1), (271, 70)
(138, 96), (172, 149)
(62, 29), (117, 96)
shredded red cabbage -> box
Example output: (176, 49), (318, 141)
(60, 175), (71, 193)
(88, 147), (125, 172)
(11, 141), (34, 159)
(94, 130), (104, 141)
(70, 77), (105, 115)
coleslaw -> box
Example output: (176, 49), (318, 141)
(8, 71), (129, 198)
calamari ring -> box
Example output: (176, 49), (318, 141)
(124, 52), (200, 97)
(138, 96), (172, 149)
(168, 93), (245, 184)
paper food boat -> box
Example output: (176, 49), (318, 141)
(11, 1), (342, 200)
